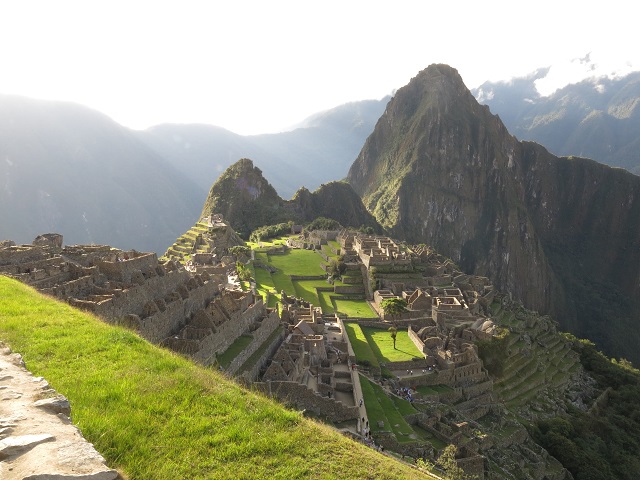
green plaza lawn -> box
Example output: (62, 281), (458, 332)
(345, 323), (422, 367)
(248, 247), (375, 318)
(360, 374), (417, 442)
(361, 326), (423, 362)
(267, 248), (326, 276)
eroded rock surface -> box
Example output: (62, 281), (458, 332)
(0, 345), (119, 480)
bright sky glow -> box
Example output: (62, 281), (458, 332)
(1, 0), (638, 135)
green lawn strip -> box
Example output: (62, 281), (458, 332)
(237, 326), (284, 375)
(360, 374), (390, 432)
(292, 279), (330, 305)
(333, 298), (377, 318)
(360, 375), (415, 442)
(271, 271), (296, 296)
(321, 244), (340, 260)
(327, 240), (342, 253)
(343, 322), (379, 367)
(253, 266), (277, 304)
(392, 394), (418, 416)
(247, 237), (289, 249)
(217, 334), (254, 368)
(362, 326), (423, 362)
(318, 290), (335, 314)
(267, 249), (326, 276)
(0, 277), (430, 480)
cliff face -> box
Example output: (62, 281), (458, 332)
(201, 158), (380, 237)
(347, 64), (640, 363)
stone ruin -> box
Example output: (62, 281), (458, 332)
(255, 303), (359, 424)
(0, 234), (281, 379)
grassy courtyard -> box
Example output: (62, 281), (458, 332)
(361, 326), (423, 362)
(248, 246), (375, 318)
(360, 374), (417, 442)
(345, 322), (422, 365)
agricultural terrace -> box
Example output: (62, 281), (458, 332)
(249, 241), (376, 318)
(360, 375), (445, 449)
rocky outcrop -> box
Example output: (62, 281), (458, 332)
(200, 158), (380, 238)
(347, 64), (640, 364)
(0, 344), (119, 479)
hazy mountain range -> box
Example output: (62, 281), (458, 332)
(0, 95), (386, 252)
(472, 69), (640, 174)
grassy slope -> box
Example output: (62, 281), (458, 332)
(0, 277), (431, 480)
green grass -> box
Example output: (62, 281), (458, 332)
(0, 276), (432, 480)
(253, 267), (277, 304)
(318, 290), (336, 314)
(343, 322), (379, 368)
(360, 375), (416, 442)
(217, 334), (254, 368)
(267, 249), (325, 276)
(362, 327), (423, 362)
(332, 298), (377, 318)
(293, 279), (329, 305)
(271, 271), (296, 296)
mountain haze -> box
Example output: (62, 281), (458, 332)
(137, 98), (388, 199)
(0, 95), (201, 253)
(347, 64), (640, 364)
(473, 70), (640, 174)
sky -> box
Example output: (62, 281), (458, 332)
(1, 0), (638, 135)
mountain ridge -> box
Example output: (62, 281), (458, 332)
(472, 70), (640, 173)
(347, 63), (640, 364)
(0, 94), (201, 254)
(200, 158), (381, 238)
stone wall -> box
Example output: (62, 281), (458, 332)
(334, 285), (365, 294)
(224, 312), (281, 374)
(194, 297), (267, 363)
(238, 327), (286, 383)
(97, 252), (158, 283)
(290, 275), (326, 281)
(408, 326), (426, 354)
(255, 381), (359, 423)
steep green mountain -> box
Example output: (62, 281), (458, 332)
(0, 94), (201, 254)
(473, 70), (640, 173)
(200, 158), (380, 237)
(347, 64), (640, 365)
(136, 98), (388, 199)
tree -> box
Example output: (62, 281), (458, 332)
(327, 257), (346, 279)
(438, 445), (470, 480)
(388, 326), (398, 349)
(229, 245), (250, 257)
(235, 261), (252, 282)
(380, 297), (407, 323)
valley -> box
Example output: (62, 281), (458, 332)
(1, 62), (640, 480)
